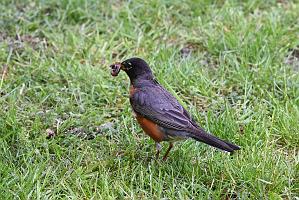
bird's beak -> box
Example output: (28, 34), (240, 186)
(110, 62), (123, 76)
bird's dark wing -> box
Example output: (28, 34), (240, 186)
(130, 85), (198, 132)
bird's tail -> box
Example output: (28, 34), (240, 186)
(190, 128), (240, 152)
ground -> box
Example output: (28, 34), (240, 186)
(0, 0), (298, 199)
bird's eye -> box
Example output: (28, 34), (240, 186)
(123, 62), (133, 70)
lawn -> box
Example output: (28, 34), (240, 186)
(0, 0), (298, 199)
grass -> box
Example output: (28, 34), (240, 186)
(0, 0), (298, 199)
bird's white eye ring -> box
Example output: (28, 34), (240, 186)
(121, 61), (133, 70)
(125, 62), (133, 70)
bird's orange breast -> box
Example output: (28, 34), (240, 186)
(135, 113), (166, 142)
(129, 85), (136, 97)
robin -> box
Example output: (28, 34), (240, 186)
(110, 57), (240, 160)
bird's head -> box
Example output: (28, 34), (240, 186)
(110, 57), (154, 81)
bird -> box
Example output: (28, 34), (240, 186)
(110, 57), (240, 160)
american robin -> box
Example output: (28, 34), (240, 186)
(110, 57), (240, 160)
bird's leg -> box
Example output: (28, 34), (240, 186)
(155, 142), (162, 159)
(163, 143), (173, 161)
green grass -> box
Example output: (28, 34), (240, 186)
(1, 0), (299, 199)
